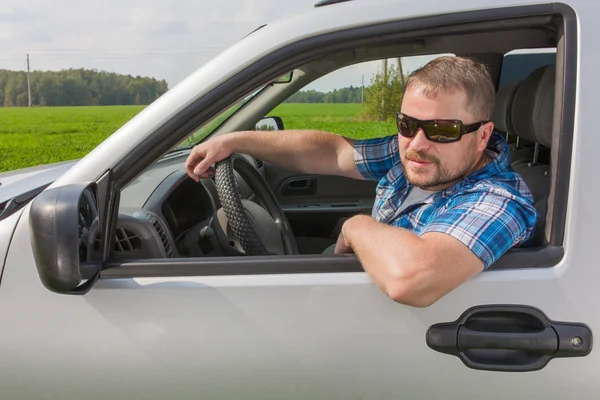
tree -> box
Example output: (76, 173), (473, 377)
(362, 65), (405, 121)
(0, 69), (169, 107)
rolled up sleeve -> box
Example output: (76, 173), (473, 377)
(418, 189), (538, 269)
(353, 135), (400, 181)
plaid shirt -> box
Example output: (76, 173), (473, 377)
(353, 131), (538, 269)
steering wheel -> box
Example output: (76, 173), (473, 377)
(213, 154), (299, 256)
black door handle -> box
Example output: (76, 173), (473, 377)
(282, 177), (316, 195)
(427, 305), (593, 372)
(457, 326), (557, 353)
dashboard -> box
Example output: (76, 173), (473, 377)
(86, 152), (264, 262)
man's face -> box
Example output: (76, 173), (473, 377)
(398, 85), (490, 191)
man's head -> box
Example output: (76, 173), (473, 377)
(398, 56), (496, 191)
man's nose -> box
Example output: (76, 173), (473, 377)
(408, 128), (431, 151)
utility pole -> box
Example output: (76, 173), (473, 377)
(382, 59), (388, 115)
(27, 54), (31, 107)
(383, 59), (388, 83)
(361, 74), (364, 103)
(397, 57), (405, 88)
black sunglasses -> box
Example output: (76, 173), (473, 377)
(396, 112), (490, 143)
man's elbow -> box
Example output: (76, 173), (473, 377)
(385, 281), (440, 307)
(382, 260), (441, 307)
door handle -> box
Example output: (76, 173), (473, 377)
(282, 177), (316, 195)
(457, 326), (557, 353)
(426, 305), (593, 372)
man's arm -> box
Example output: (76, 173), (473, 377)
(335, 215), (484, 308)
(335, 190), (537, 307)
(185, 130), (363, 181)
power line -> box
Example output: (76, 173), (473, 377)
(0, 52), (223, 62)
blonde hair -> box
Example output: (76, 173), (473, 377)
(404, 56), (495, 121)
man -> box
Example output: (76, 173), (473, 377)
(185, 56), (538, 307)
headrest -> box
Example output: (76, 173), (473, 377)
(492, 80), (521, 133)
(511, 64), (555, 147)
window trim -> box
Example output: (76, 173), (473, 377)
(98, 3), (577, 278)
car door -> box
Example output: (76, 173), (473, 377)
(2, 191), (597, 400)
(1, 2), (598, 399)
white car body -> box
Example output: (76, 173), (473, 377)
(0, 0), (598, 398)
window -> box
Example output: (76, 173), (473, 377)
(97, 4), (576, 278)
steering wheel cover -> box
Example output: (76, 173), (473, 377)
(214, 154), (298, 256)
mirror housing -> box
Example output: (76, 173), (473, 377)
(271, 71), (293, 83)
(255, 116), (284, 131)
(29, 182), (100, 294)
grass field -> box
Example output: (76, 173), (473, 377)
(0, 103), (396, 172)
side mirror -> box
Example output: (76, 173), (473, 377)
(255, 116), (284, 131)
(29, 182), (101, 294)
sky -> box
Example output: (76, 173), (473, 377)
(0, 0), (438, 92)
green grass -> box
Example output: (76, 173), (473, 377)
(0, 103), (396, 172)
(269, 103), (395, 140)
(0, 106), (146, 172)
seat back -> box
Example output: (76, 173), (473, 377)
(510, 63), (555, 246)
(493, 80), (537, 165)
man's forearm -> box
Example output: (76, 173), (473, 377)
(224, 130), (358, 177)
(341, 215), (484, 307)
(341, 215), (432, 304)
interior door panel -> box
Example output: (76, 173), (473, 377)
(263, 162), (378, 253)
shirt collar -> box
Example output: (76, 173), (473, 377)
(467, 130), (509, 178)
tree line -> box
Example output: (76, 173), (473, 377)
(284, 86), (363, 103)
(0, 64), (403, 122)
(285, 67), (405, 122)
(0, 69), (169, 107)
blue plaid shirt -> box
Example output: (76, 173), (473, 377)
(353, 131), (538, 269)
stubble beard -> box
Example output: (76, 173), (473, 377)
(402, 146), (479, 190)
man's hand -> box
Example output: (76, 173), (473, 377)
(185, 136), (234, 182)
(334, 228), (353, 254)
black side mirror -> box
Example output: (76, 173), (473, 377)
(29, 182), (101, 294)
(255, 116), (284, 131)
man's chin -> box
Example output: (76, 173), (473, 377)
(406, 174), (436, 189)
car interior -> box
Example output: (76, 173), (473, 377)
(86, 12), (569, 273)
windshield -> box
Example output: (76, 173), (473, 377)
(174, 86), (266, 150)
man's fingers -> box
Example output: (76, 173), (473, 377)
(184, 137), (231, 181)
(185, 147), (206, 176)
(197, 167), (215, 179)
(185, 146), (216, 181)
(193, 157), (214, 176)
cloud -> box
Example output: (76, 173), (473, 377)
(149, 20), (191, 37)
(0, 0), (353, 88)
(18, 30), (55, 44)
(0, 6), (42, 23)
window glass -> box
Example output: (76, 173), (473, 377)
(499, 48), (556, 86)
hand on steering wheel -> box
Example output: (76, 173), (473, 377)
(213, 154), (298, 256)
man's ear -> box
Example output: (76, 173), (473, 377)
(477, 121), (494, 151)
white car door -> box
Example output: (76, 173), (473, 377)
(1, 1), (598, 399)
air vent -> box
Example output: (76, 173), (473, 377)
(147, 214), (174, 258)
(94, 228), (141, 252)
(255, 158), (264, 168)
(114, 228), (141, 252)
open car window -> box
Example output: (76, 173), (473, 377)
(99, 3), (575, 278)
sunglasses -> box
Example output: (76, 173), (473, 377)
(396, 112), (490, 143)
